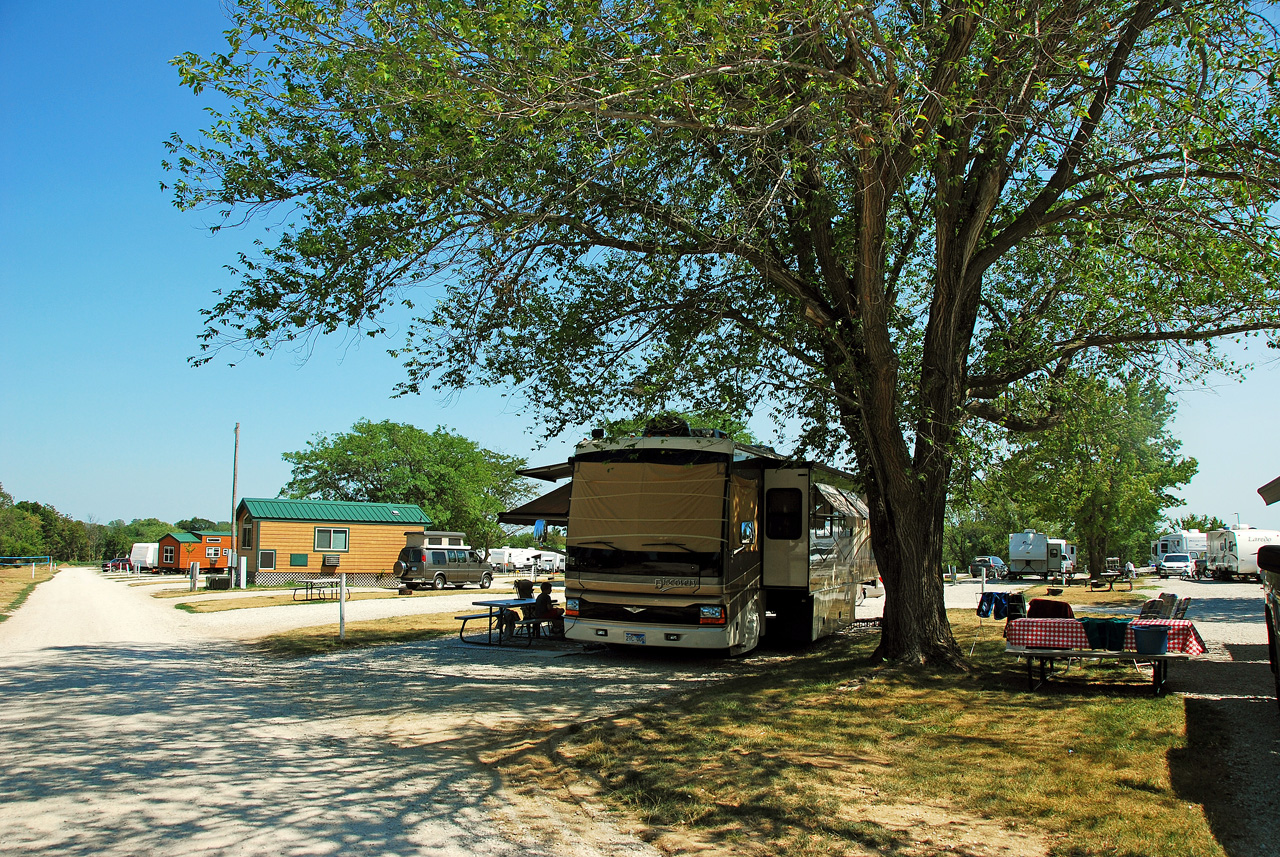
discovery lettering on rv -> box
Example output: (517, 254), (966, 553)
(655, 577), (698, 592)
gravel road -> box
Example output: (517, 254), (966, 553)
(1, 569), (1276, 857)
(0, 568), (730, 857)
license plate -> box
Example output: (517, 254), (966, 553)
(625, 632), (646, 645)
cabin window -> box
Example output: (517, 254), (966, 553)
(206, 537), (221, 543)
(258, 550), (276, 570)
(241, 525), (253, 549)
(765, 488), (804, 540)
(314, 527), (349, 551)
(162, 545), (175, 564)
(205, 546), (220, 559)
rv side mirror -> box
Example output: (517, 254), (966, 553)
(740, 521), (756, 545)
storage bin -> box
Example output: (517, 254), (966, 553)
(1133, 625), (1169, 655)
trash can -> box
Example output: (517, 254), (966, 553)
(1133, 625), (1169, 655)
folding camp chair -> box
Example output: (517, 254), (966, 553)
(1172, 597), (1191, 619)
(1138, 599), (1165, 619)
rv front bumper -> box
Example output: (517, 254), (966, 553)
(565, 618), (733, 650)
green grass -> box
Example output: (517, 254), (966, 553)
(531, 605), (1223, 857)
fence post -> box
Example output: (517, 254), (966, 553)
(189, 561), (199, 592)
(238, 556), (247, 589)
(338, 572), (347, 641)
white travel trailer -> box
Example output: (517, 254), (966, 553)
(1007, 530), (1066, 580)
(504, 423), (878, 655)
(1150, 529), (1208, 569)
(486, 547), (552, 573)
(1205, 526), (1280, 581)
(129, 542), (159, 572)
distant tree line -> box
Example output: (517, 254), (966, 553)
(0, 484), (228, 563)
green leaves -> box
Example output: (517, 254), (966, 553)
(279, 420), (532, 550)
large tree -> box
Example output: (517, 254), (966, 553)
(168, 0), (1280, 665)
(280, 420), (531, 552)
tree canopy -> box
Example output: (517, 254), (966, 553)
(169, 0), (1280, 665)
(279, 420), (532, 551)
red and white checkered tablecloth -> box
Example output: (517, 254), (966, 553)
(1005, 618), (1091, 649)
(1124, 619), (1206, 655)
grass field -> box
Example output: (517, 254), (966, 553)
(248, 611), (459, 657)
(0, 562), (57, 623)
(490, 584), (1226, 857)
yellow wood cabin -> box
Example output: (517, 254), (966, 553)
(235, 498), (431, 585)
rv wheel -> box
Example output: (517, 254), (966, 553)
(729, 597), (762, 657)
(432, 574), (447, 590)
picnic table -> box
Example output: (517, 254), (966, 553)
(457, 598), (539, 645)
(1005, 617), (1204, 694)
(292, 577), (349, 601)
(1088, 572), (1133, 591)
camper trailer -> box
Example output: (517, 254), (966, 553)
(1205, 527), (1280, 581)
(1007, 530), (1066, 580)
(1150, 529), (1208, 571)
(506, 426), (877, 655)
(129, 542), (159, 572)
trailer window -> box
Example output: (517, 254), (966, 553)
(431, 550), (447, 565)
(766, 488), (804, 540)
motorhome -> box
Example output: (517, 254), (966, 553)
(506, 425), (878, 655)
(1150, 529), (1208, 570)
(1007, 530), (1066, 580)
(1205, 526), (1280, 581)
(486, 547), (556, 573)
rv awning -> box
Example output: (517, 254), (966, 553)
(816, 483), (869, 519)
(517, 461), (573, 482)
(1259, 474), (1280, 506)
(499, 482), (571, 526)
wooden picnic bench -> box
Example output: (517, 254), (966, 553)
(1088, 572), (1133, 592)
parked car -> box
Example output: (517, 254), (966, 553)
(102, 557), (132, 572)
(969, 556), (1007, 578)
(1158, 553), (1193, 579)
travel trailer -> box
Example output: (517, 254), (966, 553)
(128, 542), (159, 572)
(1150, 529), (1208, 570)
(1007, 530), (1066, 580)
(505, 423), (878, 655)
(1205, 526), (1280, 581)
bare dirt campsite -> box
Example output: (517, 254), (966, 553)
(0, 568), (1277, 857)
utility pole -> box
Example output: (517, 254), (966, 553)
(231, 423), (240, 585)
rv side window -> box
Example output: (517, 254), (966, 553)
(766, 488), (804, 540)
(431, 551), (447, 565)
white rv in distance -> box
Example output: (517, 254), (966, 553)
(1007, 530), (1068, 580)
(1205, 527), (1280, 581)
(1150, 529), (1208, 571)
(129, 542), (159, 573)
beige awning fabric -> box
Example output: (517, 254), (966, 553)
(517, 461), (574, 482)
(568, 461), (727, 553)
(815, 483), (868, 519)
(1259, 474), (1280, 506)
(498, 483), (572, 526)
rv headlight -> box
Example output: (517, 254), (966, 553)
(565, 597), (580, 616)
(698, 605), (726, 625)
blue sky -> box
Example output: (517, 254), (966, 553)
(3, 1), (1280, 532)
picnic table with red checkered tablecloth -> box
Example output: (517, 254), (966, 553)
(1005, 618), (1090, 649)
(1123, 619), (1206, 655)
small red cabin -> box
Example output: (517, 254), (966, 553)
(157, 530), (232, 572)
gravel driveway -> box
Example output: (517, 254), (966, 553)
(0, 568), (731, 857)
(2, 569), (1276, 857)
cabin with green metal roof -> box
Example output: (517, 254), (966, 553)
(235, 498), (430, 585)
(157, 529), (234, 572)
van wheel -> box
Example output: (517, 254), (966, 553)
(432, 575), (447, 590)
(480, 572), (493, 589)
